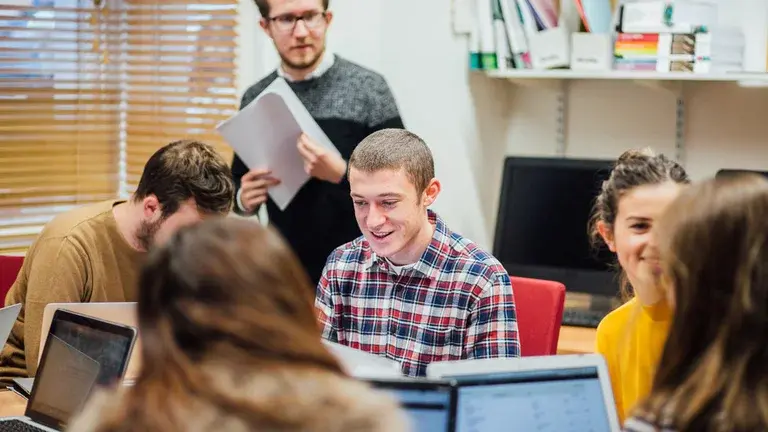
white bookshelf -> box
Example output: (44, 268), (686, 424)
(481, 68), (768, 164)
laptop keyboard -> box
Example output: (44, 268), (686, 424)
(562, 308), (607, 328)
(0, 420), (49, 432)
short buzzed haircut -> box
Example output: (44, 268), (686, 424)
(349, 128), (435, 193)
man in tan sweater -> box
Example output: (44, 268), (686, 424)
(0, 140), (235, 382)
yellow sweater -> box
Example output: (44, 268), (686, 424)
(0, 200), (144, 382)
(595, 297), (671, 424)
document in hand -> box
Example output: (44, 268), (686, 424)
(216, 77), (341, 210)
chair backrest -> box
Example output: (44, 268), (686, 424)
(0, 255), (24, 307)
(511, 276), (566, 356)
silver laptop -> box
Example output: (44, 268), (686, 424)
(322, 340), (402, 379)
(427, 354), (621, 432)
(39, 302), (140, 384)
(0, 303), (21, 348)
(0, 309), (137, 431)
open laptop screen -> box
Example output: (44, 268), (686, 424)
(453, 366), (612, 432)
(369, 380), (454, 432)
(25, 334), (101, 428)
(26, 309), (136, 430)
(47, 312), (134, 386)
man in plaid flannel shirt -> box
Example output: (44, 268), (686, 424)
(315, 128), (520, 377)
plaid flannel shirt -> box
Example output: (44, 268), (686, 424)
(315, 210), (520, 377)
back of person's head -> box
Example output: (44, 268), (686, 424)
(349, 128), (435, 194)
(634, 173), (768, 431)
(132, 140), (234, 216)
(589, 148), (690, 300)
(95, 218), (344, 431)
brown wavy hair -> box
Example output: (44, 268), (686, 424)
(633, 173), (768, 430)
(588, 148), (690, 300)
(94, 218), (344, 431)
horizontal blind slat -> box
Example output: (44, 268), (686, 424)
(0, 0), (238, 254)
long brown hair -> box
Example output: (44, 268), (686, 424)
(588, 148), (689, 300)
(633, 173), (768, 431)
(95, 218), (344, 431)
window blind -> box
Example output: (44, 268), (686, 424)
(121, 0), (238, 191)
(0, 0), (239, 254)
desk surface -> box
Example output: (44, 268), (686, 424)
(0, 390), (26, 417)
(557, 325), (597, 354)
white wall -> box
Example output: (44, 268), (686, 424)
(237, 0), (768, 251)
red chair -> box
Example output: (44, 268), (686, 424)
(511, 276), (566, 356)
(0, 255), (24, 307)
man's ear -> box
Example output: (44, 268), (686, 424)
(422, 178), (441, 207)
(142, 195), (162, 220)
(324, 10), (334, 27)
(259, 18), (272, 37)
(597, 221), (616, 252)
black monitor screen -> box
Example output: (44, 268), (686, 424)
(493, 157), (618, 297)
(716, 168), (768, 180)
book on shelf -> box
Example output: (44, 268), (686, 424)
(465, 0), (749, 75)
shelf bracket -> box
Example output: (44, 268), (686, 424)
(675, 95), (685, 165)
(555, 80), (569, 157)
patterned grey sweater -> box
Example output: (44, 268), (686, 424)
(231, 55), (404, 284)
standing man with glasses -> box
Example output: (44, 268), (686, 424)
(233, 0), (405, 285)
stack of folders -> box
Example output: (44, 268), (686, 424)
(471, 0), (621, 71)
(471, 0), (560, 71)
(614, 1), (744, 73)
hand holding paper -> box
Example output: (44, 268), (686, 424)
(297, 133), (347, 184)
(240, 168), (281, 213)
(216, 77), (342, 210)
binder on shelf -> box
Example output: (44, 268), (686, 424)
(500, 0), (533, 69)
(476, 0), (499, 69)
(523, 0), (578, 69)
(493, 0), (514, 70)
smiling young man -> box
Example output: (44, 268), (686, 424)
(0, 140), (234, 382)
(232, 0), (404, 285)
(315, 129), (520, 377)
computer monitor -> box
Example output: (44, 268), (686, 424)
(367, 379), (455, 432)
(715, 168), (768, 180)
(493, 157), (618, 298)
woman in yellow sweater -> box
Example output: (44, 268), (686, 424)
(589, 148), (689, 423)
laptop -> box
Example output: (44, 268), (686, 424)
(427, 354), (621, 432)
(366, 378), (455, 432)
(38, 302), (141, 386)
(0, 303), (21, 348)
(0, 309), (137, 431)
(322, 340), (402, 379)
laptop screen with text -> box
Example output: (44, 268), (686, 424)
(369, 380), (453, 432)
(454, 367), (612, 432)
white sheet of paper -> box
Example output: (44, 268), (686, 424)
(216, 77), (340, 210)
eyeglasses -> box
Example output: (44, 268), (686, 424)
(267, 10), (328, 33)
